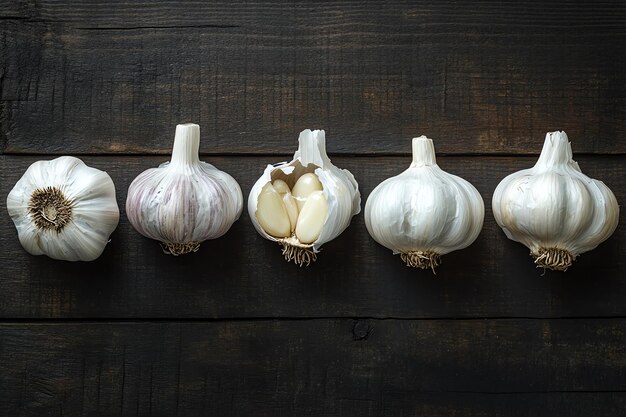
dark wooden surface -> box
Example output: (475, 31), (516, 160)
(1, 1), (625, 415)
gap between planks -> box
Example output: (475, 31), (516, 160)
(1, 151), (626, 158)
(2, 315), (626, 324)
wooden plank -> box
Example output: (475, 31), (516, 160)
(0, 319), (625, 416)
(2, 1), (625, 154)
(0, 154), (623, 319)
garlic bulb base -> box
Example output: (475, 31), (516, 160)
(279, 236), (317, 267)
(533, 247), (574, 272)
(160, 241), (201, 256)
(400, 251), (441, 273)
(28, 186), (73, 232)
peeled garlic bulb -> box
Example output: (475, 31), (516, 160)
(492, 131), (619, 271)
(248, 129), (361, 266)
(365, 136), (484, 272)
(6, 156), (120, 261)
(126, 123), (243, 255)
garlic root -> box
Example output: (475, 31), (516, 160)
(532, 247), (574, 272)
(279, 236), (317, 267)
(160, 241), (202, 256)
(400, 251), (442, 273)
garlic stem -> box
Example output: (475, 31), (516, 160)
(410, 136), (437, 167)
(170, 123), (201, 168)
(534, 131), (573, 169)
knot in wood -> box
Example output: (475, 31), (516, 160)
(352, 320), (373, 341)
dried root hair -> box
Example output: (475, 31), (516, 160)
(28, 186), (74, 232)
(279, 236), (317, 267)
(400, 251), (441, 274)
(532, 247), (574, 272)
(161, 241), (201, 256)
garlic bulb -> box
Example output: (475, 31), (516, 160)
(492, 131), (619, 271)
(6, 156), (120, 261)
(248, 129), (360, 266)
(126, 123), (243, 255)
(365, 136), (484, 272)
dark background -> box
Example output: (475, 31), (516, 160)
(1, 1), (625, 415)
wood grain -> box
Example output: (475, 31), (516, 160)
(2, 1), (625, 155)
(1, 154), (623, 319)
(1, 319), (625, 416)
(2, 2), (626, 414)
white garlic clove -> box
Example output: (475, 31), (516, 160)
(492, 131), (619, 271)
(6, 156), (120, 262)
(364, 136), (484, 273)
(126, 123), (243, 255)
(292, 173), (323, 210)
(295, 190), (327, 244)
(282, 192), (299, 233)
(272, 179), (291, 195)
(256, 183), (291, 238)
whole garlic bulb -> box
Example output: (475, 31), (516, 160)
(126, 123), (243, 255)
(7, 156), (120, 261)
(492, 131), (619, 271)
(365, 136), (484, 272)
(248, 129), (360, 266)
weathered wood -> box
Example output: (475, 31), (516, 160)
(1, 154), (623, 319)
(0, 319), (625, 416)
(2, 1), (625, 154)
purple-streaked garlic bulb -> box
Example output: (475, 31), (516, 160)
(126, 123), (243, 255)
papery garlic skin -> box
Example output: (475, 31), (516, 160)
(126, 123), (243, 255)
(365, 136), (484, 272)
(492, 131), (619, 271)
(7, 156), (120, 261)
(248, 129), (360, 266)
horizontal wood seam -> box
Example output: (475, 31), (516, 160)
(3, 316), (626, 323)
(2, 151), (625, 158)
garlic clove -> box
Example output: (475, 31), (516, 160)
(292, 173), (323, 210)
(282, 192), (299, 233)
(256, 183), (291, 238)
(295, 190), (327, 244)
(272, 179), (291, 195)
